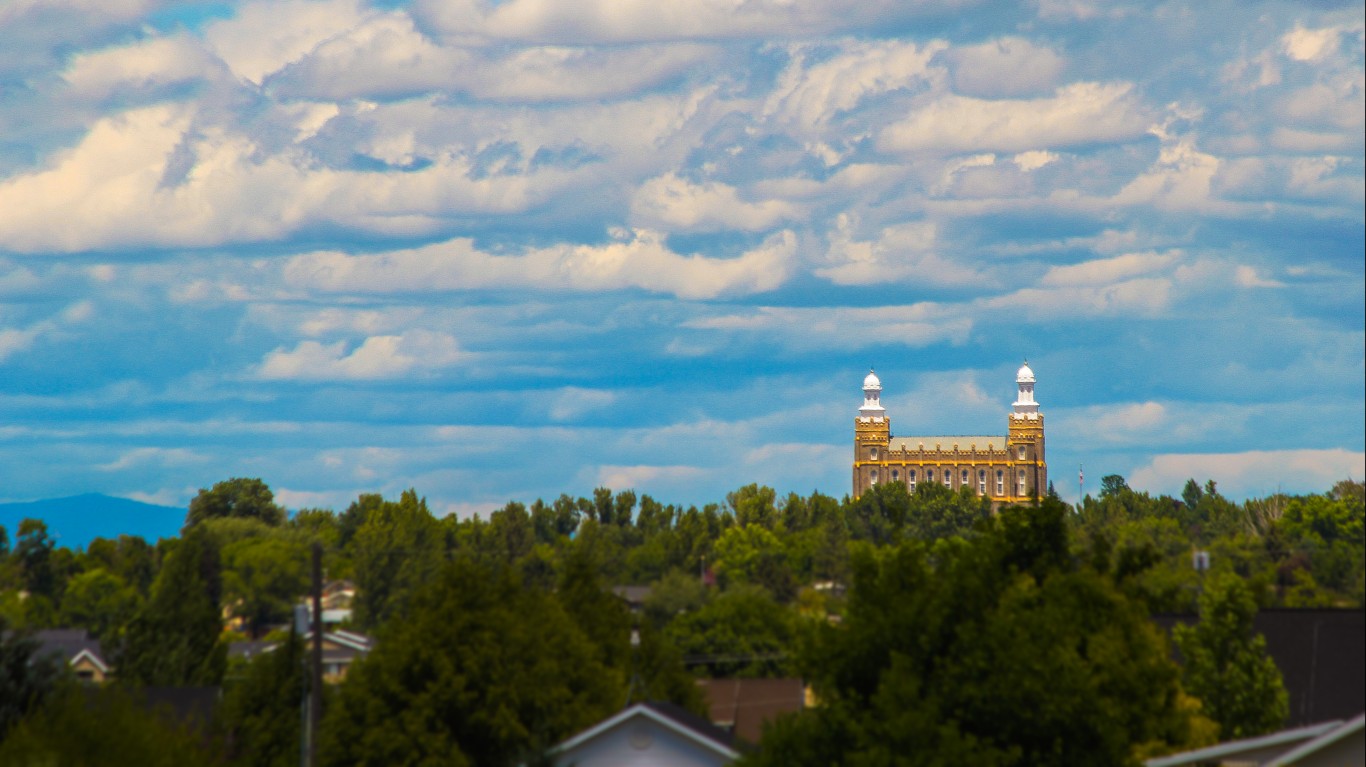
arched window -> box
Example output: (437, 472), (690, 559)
(943, 470), (952, 487)
(1018, 471), (1026, 495)
(927, 469), (934, 484)
(870, 469), (879, 485)
(909, 470), (917, 491)
(892, 469), (900, 482)
(962, 469), (970, 486)
(870, 447), (879, 460)
(996, 470), (1004, 495)
(978, 470), (986, 494)
(1018, 445), (1027, 460)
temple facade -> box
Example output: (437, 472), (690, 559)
(852, 362), (1047, 504)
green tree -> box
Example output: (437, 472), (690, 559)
(14, 519), (57, 601)
(664, 584), (795, 678)
(186, 477), (286, 530)
(712, 523), (795, 600)
(905, 483), (990, 541)
(0, 685), (222, 765)
(743, 499), (1203, 766)
(58, 568), (140, 641)
(319, 558), (621, 767)
(221, 536), (309, 638)
(221, 631), (305, 767)
(1173, 572), (1288, 740)
(0, 615), (67, 742)
(350, 489), (445, 631)
(114, 527), (226, 686)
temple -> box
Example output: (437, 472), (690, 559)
(852, 362), (1047, 505)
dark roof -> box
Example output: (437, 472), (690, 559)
(700, 678), (805, 745)
(641, 700), (739, 752)
(1153, 608), (1365, 726)
(31, 629), (107, 668)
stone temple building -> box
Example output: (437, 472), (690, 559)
(853, 362), (1047, 504)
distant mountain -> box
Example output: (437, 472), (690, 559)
(0, 493), (185, 550)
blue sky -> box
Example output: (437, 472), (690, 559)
(0, 0), (1362, 517)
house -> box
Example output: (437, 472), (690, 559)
(1146, 713), (1364, 767)
(546, 701), (741, 767)
(32, 629), (113, 683)
(699, 678), (805, 744)
(228, 629), (372, 683)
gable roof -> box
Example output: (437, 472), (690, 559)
(1265, 712), (1365, 767)
(550, 701), (740, 760)
(700, 678), (805, 744)
(1145, 719), (1344, 766)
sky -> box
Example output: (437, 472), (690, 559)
(0, 0), (1362, 518)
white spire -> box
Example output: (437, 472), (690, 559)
(859, 368), (885, 418)
(1012, 359), (1039, 418)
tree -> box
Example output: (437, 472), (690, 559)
(221, 536), (309, 639)
(221, 631), (305, 767)
(186, 478), (286, 529)
(14, 518), (57, 600)
(1173, 572), (1288, 740)
(664, 584), (795, 678)
(1101, 474), (1131, 498)
(0, 615), (67, 742)
(58, 568), (140, 641)
(712, 524), (795, 600)
(0, 685), (222, 765)
(319, 559), (622, 766)
(350, 490), (445, 631)
(742, 499), (1205, 766)
(114, 527), (226, 686)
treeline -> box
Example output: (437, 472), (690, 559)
(0, 475), (1361, 765)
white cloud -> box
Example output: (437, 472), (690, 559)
(548, 387), (616, 422)
(1235, 265), (1285, 288)
(631, 173), (800, 232)
(762, 39), (945, 130)
(979, 278), (1173, 319)
(256, 329), (462, 380)
(685, 303), (973, 350)
(816, 214), (986, 287)
(63, 34), (223, 98)
(414, 0), (977, 44)
(594, 464), (705, 491)
(285, 229), (797, 300)
(1013, 150), (1059, 171)
(1129, 449), (1366, 498)
(1039, 250), (1180, 287)
(1282, 25), (1349, 63)
(880, 82), (1150, 153)
(98, 447), (206, 472)
(203, 0), (368, 84)
(943, 37), (1065, 97)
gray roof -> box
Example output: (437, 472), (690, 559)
(888, 435), (1006, 452)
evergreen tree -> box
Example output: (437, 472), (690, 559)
(114, 527), (226, 686)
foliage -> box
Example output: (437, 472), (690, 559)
(221, 631), (305, 767)
(350, 489), (445, 631)
(741, 499), (1205, 767)
(1173, 572), (1288, 740)
(664, 583), (796, 678)
(58, 567), (140, 641)
(221, 536), (309, 638)
(113, 526), (226, 686)
(186, 477), (286, 530)
(319, 558), (622, 767)
(0, 685), (222, 765)
(0, 615), (68, 743)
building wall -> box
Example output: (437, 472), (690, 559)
(852, 405), (1047, 504)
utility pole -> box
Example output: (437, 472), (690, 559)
(306, 542), (323, 767)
